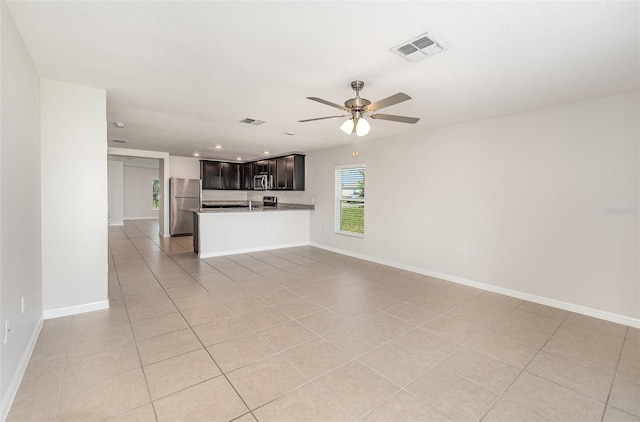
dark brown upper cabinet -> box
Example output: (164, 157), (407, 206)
(201, 154), (304, 191)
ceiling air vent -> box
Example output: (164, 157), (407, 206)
(391, 32), (445, 63)
(240, 118), (265, 126)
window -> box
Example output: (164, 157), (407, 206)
(335, 164), (365, 236)
(152, 178), (160, 210)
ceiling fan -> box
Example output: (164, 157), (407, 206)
(298, 80), (420, 137)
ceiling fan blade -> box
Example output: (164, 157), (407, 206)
(307, 97), (350, 112)
(366, 93), (412, 112)
(370, 114), (420, 124)
(298, 115), (346, 122)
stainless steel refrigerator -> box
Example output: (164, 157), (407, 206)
(170, 178), (200, 236)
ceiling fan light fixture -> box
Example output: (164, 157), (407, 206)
(300, 80), (419, 137)
(355, 118), (370, 137)
(340, 118), (354, 135)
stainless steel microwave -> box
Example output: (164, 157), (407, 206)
(253, 174), (272, 190)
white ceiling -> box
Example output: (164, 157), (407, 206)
(7, 1), (639, 161)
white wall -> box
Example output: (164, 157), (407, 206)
(170, 156), (200, 179)
(40, 78), (108, 316)
(308, 92), (639, 324)
(123, 165), (159, 219)
(107, 160), (124, 225)
(0, 2), (43, 418)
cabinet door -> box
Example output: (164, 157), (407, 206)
(201, 161), (222, 189)
(285, 156), (295, 189)
(268, 159), (277, 177)
(292, 154), (305, 191)
(242, 162), (255, 190)
(275, 156), (296, 190)
(221, 163), (241, 190)
(255, 160), (269, 175)
(276, 157), (287, 189)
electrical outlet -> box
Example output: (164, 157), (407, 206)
(461, 249), (468, 258)
(21, 296), (25, 314)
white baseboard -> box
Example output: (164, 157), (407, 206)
(123, 217), (158, 220)
(310, 242), (640, 329)
(43, 300), (110, 320)
(1, 317), (43, 422)
(108, 223), (124, 226)
(199, 242), (310, 258)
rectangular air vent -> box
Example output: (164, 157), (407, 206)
(240, 118), (265, 125)
(391, 32), (444, 63)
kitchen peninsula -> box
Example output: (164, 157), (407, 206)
(194, 200), (314, 258)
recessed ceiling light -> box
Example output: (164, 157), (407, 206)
(236, 157), (242, 161)
(215, 145), (222, 149)
(113, 122), (125, 128)
(285, 131), (295, 136)
(193, 153), (200, 157)
(263, 151), (270, 155)
(111, 139), (126, 143)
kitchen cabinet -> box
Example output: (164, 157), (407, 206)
(269, 159), (277, 179)
(242, 162), (255, 190)
(275, 154), (305, 190)
(255, 159), (277, 174)
(255, 160), (269, 175)
(202, 154), (304, 191)
(201, 161), (223, 189)
(201, 161), (241, 190)
(222, 162), (241, 190)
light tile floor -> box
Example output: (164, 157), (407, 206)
(7, 219), (640, 421)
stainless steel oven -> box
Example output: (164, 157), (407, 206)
(263, 196), (278, 207)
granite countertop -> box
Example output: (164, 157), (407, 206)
(195, 201), (314, 214)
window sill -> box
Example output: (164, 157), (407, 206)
(335, 231), (364, 239)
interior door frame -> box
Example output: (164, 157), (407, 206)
(107, 147), (171, 237)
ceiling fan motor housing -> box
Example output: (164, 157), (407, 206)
(345, 97), (371, 109)
(346, 80), (370, 110)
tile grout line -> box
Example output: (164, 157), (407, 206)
(200, 246), (368, 419)
(123, 221), (260, 420)
(114, 224), (161, 422)
(600, 325), (629, 422)
(480, 310), (573, 422)
(198, 246), (365, 419)
(51, 312), (75, 421)
(51, 235), (125, 421)
(60, 220), (632, 422)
